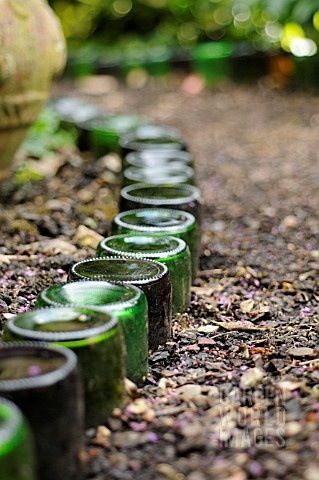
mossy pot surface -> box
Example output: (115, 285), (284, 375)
(69, 258), (172, 350)
(97, 235), (191, 314)
(0, 342), (84, 480)
(36, 281), (148, 385)
(0, 0), (66, 181)
(5, 307), (125, 427)
(0, 397), (36, 480)
(111, 208), (199, 279)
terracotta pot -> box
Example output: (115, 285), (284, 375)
(0, 0), (66, 182)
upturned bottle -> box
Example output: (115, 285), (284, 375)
(0, 397), (36, 480)
(122, 164), (196, 186)
(123, 150), (194, 169)
(5, 307), (125, 427)
(36, 281), (148, 385)
(97, 234), (191, 314)
(119, 183), (202, 224)
(111, 208), (199, 279)
(0, 343), (84, 480)
(120, 125), (188, 157)
(69, 258), (172, 350)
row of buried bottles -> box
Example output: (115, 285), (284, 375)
(0, 103), (202, 480)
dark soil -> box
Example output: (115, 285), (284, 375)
(1, 79), (319, 480)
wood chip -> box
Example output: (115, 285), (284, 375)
(240, 367), (264, 388)
(288, 347), (315, 358)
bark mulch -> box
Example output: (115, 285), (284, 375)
(1, 80), (319, 479)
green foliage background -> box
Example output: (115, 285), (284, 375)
(48, 0), (319, 50)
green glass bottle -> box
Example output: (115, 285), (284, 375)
(50, 97), (106, 151)
(89, 115), (147, 155)
(5, 308), (125, 427)
(0, 398), (36, 480)
(120, 125), (188, 157)
(68, 51), (97, 78)
(50, 97), (104, 128)
(69, 258), (171, 351)
(121, 49), (146, 78)
(36, 281), (148, 385)
(111, 208), (199, 279)
(230, 43), (269, 83)
(124, 150), (194, 169)
(144, 46), (172, 77)
(294, 53), (319, 90)
(122, 164), (195, 186)
(191, 41), (234, 86)
(0, 343), (84, 480)
(120, 184), (202, 224)
(97, 235), (191, 314)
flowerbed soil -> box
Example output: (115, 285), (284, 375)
(1, 80), (319, 480)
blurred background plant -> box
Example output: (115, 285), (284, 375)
(9, 1), (319, 188)
(48, 0), (319, 56)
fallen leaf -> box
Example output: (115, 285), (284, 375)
(74, 225), (103, 249)
(197, 325), (219, 333)
(125, 378), (138, 398)
(92, 426), (111, 447)
(191, 286), (214, 296)
(214, 321), (267, 332)
(288, 347), (315, 358)
(240, 299), (254, 313)
(38, 239), (77, 255)
(240, 367), (264, 388)
(278, 380), (304, 392)
(127, 399), (149, 415)
(0, 255), (12, 265)
(176, 384), (202, 401)
(198, 337), (216, 346)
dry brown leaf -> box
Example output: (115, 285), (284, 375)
(240, 299), (254, 313)
(214, 321), (267, 332)
(240, 367), (264, 388)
